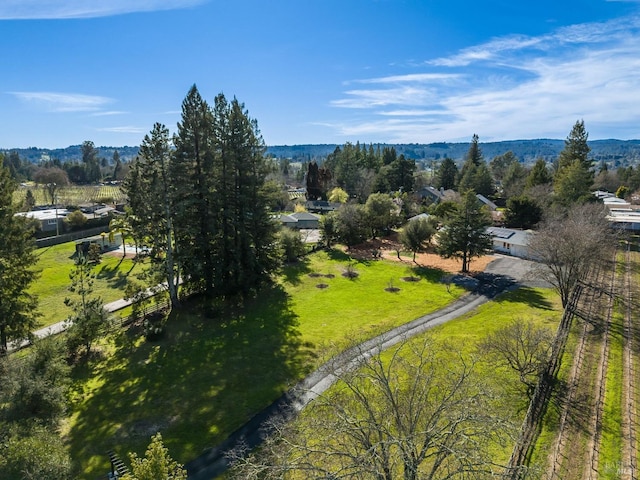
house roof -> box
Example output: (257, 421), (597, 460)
(290, 212), (320, 221)
(15, 208), (69, 221)
(603, 197), (631, 209)
(408, 213), (430, 222)
(486, 226), (532, 247)
(476, 194), (498, 211)
(279, 214), (297, 223)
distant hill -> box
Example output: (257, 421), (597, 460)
(266, 139), (640, 167)
(0, 145), (141, 164)
(4, 139), (640, 167)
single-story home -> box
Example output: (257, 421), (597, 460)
(15, 208), (70, 232)
(606, 209), (640, 231)
(75, 232), (123, 255)
(486, 226), (534, 259)
(305, 200), (339, 213)
(279, 211), (321, 229)
(417, 186), (457, 204)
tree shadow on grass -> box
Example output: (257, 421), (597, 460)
(326, 248), (351, 262)
(492, 286), (555, 310)
(281, 257), (312, 286)
(96, 262), (138, 289)
(409, 265), (448, 283)
(66, 284), (309, 479)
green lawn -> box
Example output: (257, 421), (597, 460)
(292, 286), (562, 475)
(31, 242), (147, 328)
(64, 249), (562, 479)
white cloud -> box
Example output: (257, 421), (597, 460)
(9, 91), (113, 112)
(352, 73), (462, 84)
(97, 126), (147, 134)
(330, 14), (640, 142)
(0, 0), (207, 20)
(90, 111), (128, 117)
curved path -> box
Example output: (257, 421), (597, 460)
(185, 255), (532, 480)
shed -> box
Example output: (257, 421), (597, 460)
(75, 232), (123, 255)
(486, 226), (533, 259)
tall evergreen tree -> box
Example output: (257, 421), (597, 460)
(557, 119), (591, 171)
(171, 85), (218, 296)
(126, 123), (181, 308)
(436, 190), (492, 273)
(554, 120), (594, 205)
(214, 96), (279, 294)
(82, 140), (102, 184)
(167, 86), (279, 298)
(0, 165), (39, 354)
(465, 134), (483, 166)
(489, 151), (518, 183)
(526, 158), (552, 188)
(501, 161), (527, 199)
(435, 157), (458, 190)
(112, 150), (122, 181)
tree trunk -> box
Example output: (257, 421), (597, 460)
(0, 325), (7, 355)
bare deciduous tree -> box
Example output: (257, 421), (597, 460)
(230, 336), (511, 480)
(528, 203), (615, 308)
(479, 319), (554, 398)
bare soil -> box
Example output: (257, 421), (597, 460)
(345, 232), (495, 274)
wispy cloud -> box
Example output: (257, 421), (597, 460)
(330, 14), (640, 142)
(90, 111), (128, 117)
(97, 126), (147, 134)
(0, 0), (207, 20)
(9, 91), (113, 112)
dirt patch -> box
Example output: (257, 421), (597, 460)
(345, 233), (495, 274)
(316, 283), (329, 289)
(401, 276), (421, 282)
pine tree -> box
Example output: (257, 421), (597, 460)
(171, 85), (217, 296)
(526, 158), (551, 188)
(435, 157), (458, 190)
(214, 96), (279, 294)
(112, 150), (122, 180)
(64, 253), (110, 357)
(465, 134), (483, 166)
(122, 433), (187, 480)
(0, 165), (39, 354)
(167, 86), (279, 298)
(557, 120), (591, 171)
(436, 190), (492, 273)
(127, 123), (181, 308)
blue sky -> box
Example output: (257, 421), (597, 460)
(2, 0), (640, 148)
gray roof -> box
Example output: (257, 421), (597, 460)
(290, 212), (320, 221)
(486, 226), (532, 247)
(408, 213), (430, 222)
(476, 194), (498, 211)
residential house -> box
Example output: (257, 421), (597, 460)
(486, 226), (533, 259)
(279, 211), (321, 229)
(15, 208), (70, 233)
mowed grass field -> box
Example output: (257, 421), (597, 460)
(64, 249), (562, 478)
(14, 184), (127, 206)
(32, 242), (148, 328)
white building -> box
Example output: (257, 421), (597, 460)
(486, 226), (534, 259)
